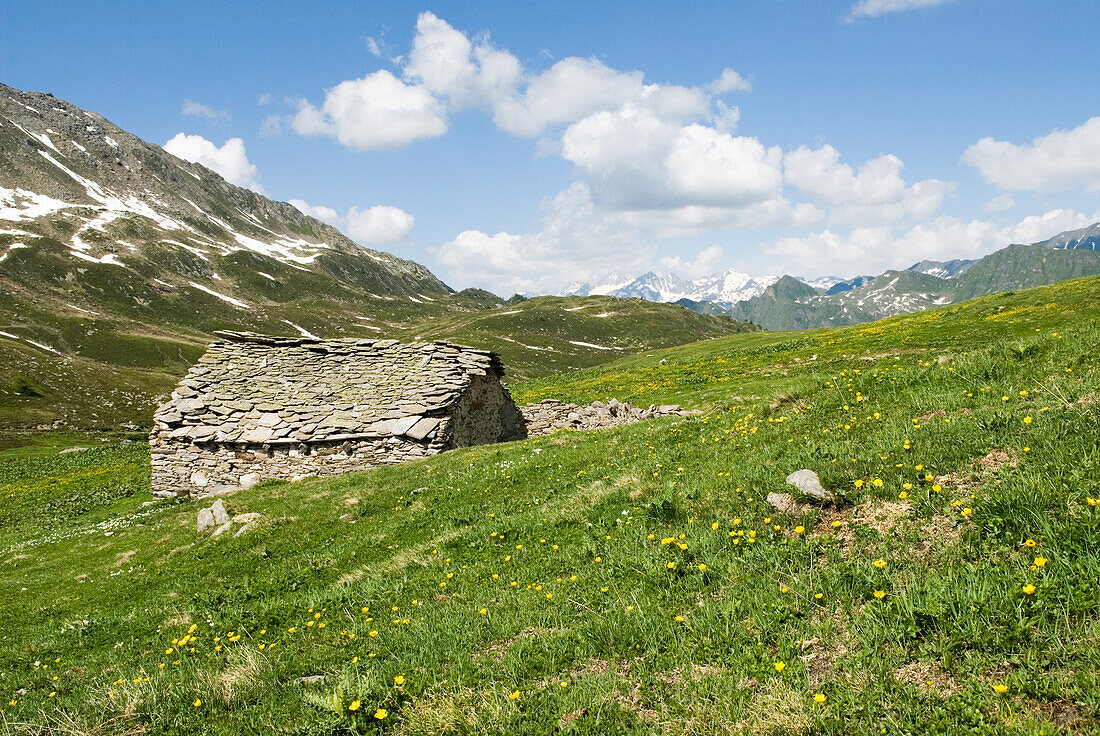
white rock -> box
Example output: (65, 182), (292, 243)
(239, 472), (261, 490)
(211, 521), (234, 537)
(210, 499), (229, 525)
(785, 469), (834, 503)
(196, 507), (215, 532)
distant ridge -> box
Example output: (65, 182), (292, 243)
(727, 235), (1100, 330)
(1038, 222), (1100, 251)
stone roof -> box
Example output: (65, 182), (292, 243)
(152, 332), (505, 445)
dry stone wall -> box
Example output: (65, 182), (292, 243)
(151, 432), (448, 498)
(520, 398), (695, 438)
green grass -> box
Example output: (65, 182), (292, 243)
(1, 277), (1099, 734)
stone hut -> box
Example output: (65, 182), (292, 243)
(150, 332), (527, 498)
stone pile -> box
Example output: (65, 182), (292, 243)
(521, 398), (695, 438)
(195, 499), (262, 538)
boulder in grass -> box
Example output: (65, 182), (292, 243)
(210, 499), (229, 525)
(196, 507), (215, 533)
(785, 469), (835, 503)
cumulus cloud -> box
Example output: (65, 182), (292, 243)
(346, 205), (415, 244)
(708, 68), (752, 94)
(286, 200), (415, 246)
(767, 208), (1100, 276)
(434, 183), (658, 295)
(288, 199), (340, 225)
(291, 70), (447, 150)
(292, 12), (729, 149)
(562, 100), (785, 211)
(404, 11), (523, 111)
(163, 133), (264, 193)
(846, 0), (956, 22)
(660, 245), (725, 280)
(433, 181), (818, 295)
(492, 57), (649, 137)
(784, 144), (951, 225)
(181, 100), (229, 120)
(984, 193), (1015, 212)
(962, 116), (1100, 191)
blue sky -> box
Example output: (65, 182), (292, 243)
(3, 0), (1099, 294)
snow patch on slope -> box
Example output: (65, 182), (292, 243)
(188, 282), (250, 309)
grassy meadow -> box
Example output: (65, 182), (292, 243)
(1, 276), (1099, 734)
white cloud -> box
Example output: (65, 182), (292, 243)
(435, 230), (551, 295)
(366, 37), (382, 57)
(984, 193), (1015, 212)
(346, 205), (415, 244)
(784, 145), (951, 225)
(259, 114), (282, 137)
(163, 133), (264, 193)
(287, 200), (415, 246)
(962, 116), (1100, 191)
(708, 68), (752, 94)
(492, 57), (647, 137)
(291, 70), (447, 150)
(288, 199), (340, 225)
(181, 99), (228, 119)
(434, 183), (659, 295)
(713, 101), (741, 132)
(660, 245), (725, 280)
(767, 207), (1100, 276)
(403, 11), (522, 111)
(293, 12), (738, 152)
(402, 12), (659, 139)
(432, 181), (818, 295)
(846, 0), (956, 21)
(562, 101), (785, 211)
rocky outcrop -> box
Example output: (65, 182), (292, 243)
(520, 398), (694, 438)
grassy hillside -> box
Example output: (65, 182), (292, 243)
(0, 284), (752, 434)
(407, 295), (757, 381)
(1, 276), (1098, 734)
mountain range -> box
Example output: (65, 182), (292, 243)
(567, 222), (1100, 330)
(565, 268), (778, 308)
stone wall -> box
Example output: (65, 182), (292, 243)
(150, 431), (449, 498)
(444, 373), (528, 447)
(521, 398), (694, 438)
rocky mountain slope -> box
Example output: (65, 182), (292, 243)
(1038, 221), (1100, 250)
(0, 83), (754, 432)
(728, 236), (1100, 330)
